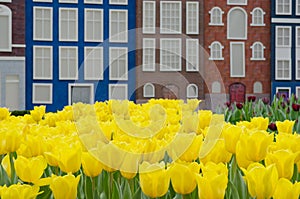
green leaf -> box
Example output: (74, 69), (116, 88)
(291, 164), (299, 183)
(0, 164), (11, 186)
(112, 179), (122, 199)
(234, 170), (248, 199)
(36, 185), (52, 199)
(132, 187), (142, 199)
(84, 175), (93, 199)
(226, 181), (240, 199)
(122, 179), (133, 199)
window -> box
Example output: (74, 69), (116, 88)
(186, 39), (199, 71)
(160, 1), (181, 34)
(227, 0), (247, 5)
(33, 46), (52, 79)
(0, 0), (12, 2)
(186, 2), (199, 34)
(34, 7), (52, 41)
(296, 60), (300, 80)
(109, 47), (128, 80)
(276, 87), (290, 99)
(109, 84), (128, 100)
(212, 81), (221, 93)
(109, 10), (128, 43)
(296, 27), (300, 47)
(84, 0), (102, 4)
(109, 0), (127, 5)
(230, 42), (245, 77)
(209, 41), (224, 60)
(143, 38), (156, 71)
(251, 8), (265, 26)
(160, 39), (181, 71)
(209, 7), (224, 26)
(276, 60), (291, 80)
(143, 83), (155, 98)
(0, 5), (11, 52)
(253, 81), (262, 93)
(84, 47), (103, 80)
(297, 0), (300, 15)
(187, 84), (198, 98)
(59, 0), (78, 3)
(69, 84), (94, 105)
(250, 42), (265, 60)
(59, 8), (78, 41)
(143, 1), (155, 34)
(33, 83), (52, 104)
(296, 87), (300, 98)
(276, 0), (291, 15)
(5, 75), (19, 110)
(228, 7), (247, 40)
(33, 0), (52, 2)
(59, 47), (78, 80)
(276, 27), (291, 47)
(85, 9), (103, 42)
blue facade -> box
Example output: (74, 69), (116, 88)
(26, 0), (136, 112)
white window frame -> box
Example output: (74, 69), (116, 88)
(84, 0), (102, 4)
(84, 47), (103, 80)
(59, 8), (78, 41)
(143, 83), (155, 98)
(109, 0), (127, 5)
(33, 7), (53, 41)
(209, 41), (224, 60)
(227, 0), (247, 5)
(250, 42), (266, 61)
(276, 0), (292, 15)
(296, 59), (300, 80)
(32, 83), (53, 104)
(276, 87), (291, 98)
(253, 81), (263, 94)
(187, 84), (198, 98)
(276, 26), (291, 47)
(160, 38), (182, 71)
(109, 47), (128, 80)
(59, 46), (78, 80)
(142, 38), (156, 72)
(109, 9), (128, 43)
(109, 84), (128, 100)
(84, 9), (103, 42)
(297, 0), (300, 15)
(33, 0), (52, 2)
(143, 1), (156, 34)
(33, 46), (53, 80)
(296, 26), (300, 47)
(275, 59), (291, 80)
(68, 83), (94, 105)
(230, 42), (245, 77)
(59, 0), (78, 3)
(0, 5), (12, 52)
(186, 39), (199, 71)
(250, 7), (265, 26)
(0, 0), (12, 2)
(209, 7), (224, 26)
(227, 7), (248, 40)
(296, 86), (300, 98)
(186, 2), (199, 34)
(160, 1), (182, 34)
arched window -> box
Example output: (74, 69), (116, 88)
(209, 7), (224, 26)
(250, 42), (265, 60)
(227, 7), (247, 40)
(0, 5), (12, 52)
(212, 81), (221, 93)
(143, 83), (155, 98)
(253, 81), (262, 93)
(251, 8), (265, 26)
(209, 41), (224, 60)
(187, 84), (198, 98)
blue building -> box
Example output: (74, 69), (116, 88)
(26, 0), (136, 111)
(271, 0), (300, 99)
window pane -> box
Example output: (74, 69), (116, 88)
(230, 43), (245, 77)
(85, 9), (103, 41)
(186, 39), (199, 71)
(228, 8), (247, 39)
(0, 15), (9, 50)
(110, 10), (127, 42)
(109, 48), (128, 80)
(186, 2), (198, 34)
(59, 9), (78, 41)
(160, 39), (181, 71)
(143, 1), (155, 33)
(160, 2), (181, 34)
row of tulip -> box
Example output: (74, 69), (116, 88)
(0, 99), (299, 199)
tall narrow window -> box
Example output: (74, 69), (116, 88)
(33, 46), (52, 79)
(109, 47), (128, 80)
(186, 39), (199, 71)
(276, 0), (291, 15)
(109, 10), (128, 43)
(109, 84), (128, 100)
(59, 8), (78, 41)
(143, 38), (156, 71)
(85, 9), (103, 42)
(34, 7), (52, 41)
(143, 1), (155, 34)
(209, 41), (224, 60)
(276, 27), (291, 47)
(276, 60), (291, 80)
(59, 47), (78, 80)
(230, 42), (245, 77)
(143, 83), (155, 98)
(33, 83), (53, 104)
(296, 59), (300, 80)
(250, 42), (265, 60)
(209, 7), (224, 26)
(160, 1), (181, 34)
(297, 0), (300, 15)
(0, 5), (11, 52)
(251, 8), (265, 26)
(187, 84), (198, 98)
(186, 2), (199, 34)
(160, 39), (181, 71)
(228, 7), (247, 40)
(84, 47), (103, 80)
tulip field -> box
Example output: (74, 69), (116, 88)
(0, 97), (300, 199)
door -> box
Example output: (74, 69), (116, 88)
(230, 83), (245, 103)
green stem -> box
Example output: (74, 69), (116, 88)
(9, 152), (17, 184)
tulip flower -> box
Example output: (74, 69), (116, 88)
(268, 122), (277, 131)
(273, 178), (300, 199)
(200, 139), (232, 164)
(222, 125), (242, 154)
(0, 127), (23, 155)
(197, 110), (212, 131)
(139, 161), (170, 198)
(1, 155), (11, 178)
(179, 134), (203, 162)
(14, 155), (47, 183)
(81, 152), (103, 177)
(0, 184), (41, 199)
(250, 117), (269, 131)
(0, 107), (10, 120)
(276, 120), (295, 134)
(30, 105), (46, 122)
(242, 163), (278, 199)
(49, 173), (81, 199)
(57, 144), (82, 173)
(170, 161), (200, 194)
(236, 103), (243, 109)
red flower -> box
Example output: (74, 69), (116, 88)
(268, 123), (277, 131)
(292, 103), (300, 112)
(236, 103), (243, 109)
(247, 96), (256, 102)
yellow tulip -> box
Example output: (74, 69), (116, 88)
(81, 152), (103, 177)
(1, 154), (11, 177)
(0, 107), (10, 120)
(196, 162), (228, 199)
(276, 120), (295, 134)
(14, 155), (47, 183)
(0, 184), (41, 199)
(17, 134), (47, 158)
(197, 110), (212, 132)
(57, 144), (82, 173)
(222, 125), (242, 154)
(200, 139), (232, 164)
(250, 117), (269, 131)
(0, 128), (23, 155)
(49, 173), (81, 199)
(179, 134), (203, 162)
(273, 178), (300, 199)
(170, 161), (200, 194)
(139, 161), (170, 198)
(30, 106), (46, 122)
(265, 149), (297, 179)
(242, 163), (278, 199)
